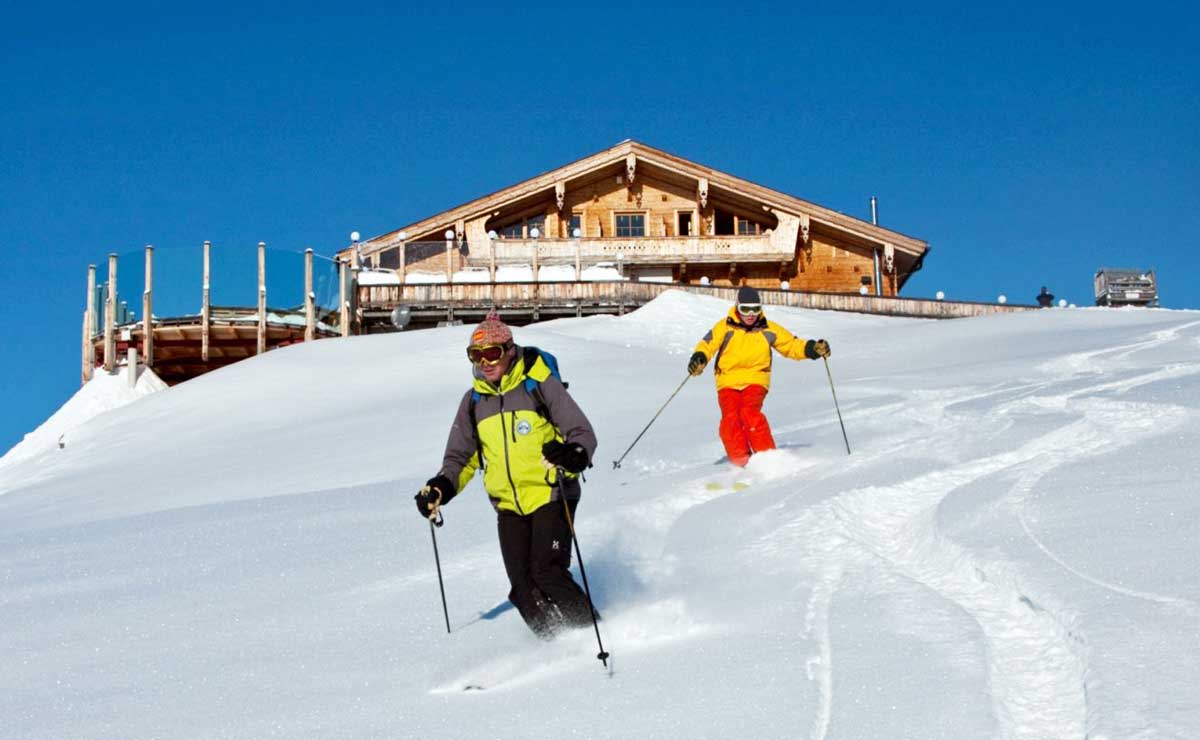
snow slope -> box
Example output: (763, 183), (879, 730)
(2, 291), (1198, 739)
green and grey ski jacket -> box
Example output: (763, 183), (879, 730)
(438, 348), (597, 515)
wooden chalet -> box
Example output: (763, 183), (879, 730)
(80, 143), (1033, 389)
(340, 140), (931, 329)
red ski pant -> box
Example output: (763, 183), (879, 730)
(717, 384), (776, 467)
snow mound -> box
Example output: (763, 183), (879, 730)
(0, 365), (167, 471)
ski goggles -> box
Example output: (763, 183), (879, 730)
(736, 303), (763, 315)
(467, 343), (510, 365)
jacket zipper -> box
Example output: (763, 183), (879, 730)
(498, 394), (524, 515)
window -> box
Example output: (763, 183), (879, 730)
(379, 247), (400, 269)
(737, 219), (761, 235)
(615, 213), (645, 237)
(498, 214), (545, 239)
(677, 212), (693, 236)
(569, 213), (582, 236)
(714, 209), (735, 235)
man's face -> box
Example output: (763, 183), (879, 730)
(469, 343), (515, 383)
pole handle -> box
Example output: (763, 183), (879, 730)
(422, 485), (445, 526)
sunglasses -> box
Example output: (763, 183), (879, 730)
(737, 304), (763, 315)
(467, 343), (510, 365)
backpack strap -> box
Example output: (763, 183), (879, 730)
(467, 390), (485, 471)
(521, 347), (560, 423)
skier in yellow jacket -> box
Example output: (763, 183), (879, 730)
(688, 286), (830, 466)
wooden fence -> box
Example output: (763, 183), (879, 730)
(356, 280), (1035, 320)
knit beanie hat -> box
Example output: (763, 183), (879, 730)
(470, 308), (513, 346)
(736, 286), (761, 304)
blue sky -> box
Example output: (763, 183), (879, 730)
(2, 1), (1197, 455)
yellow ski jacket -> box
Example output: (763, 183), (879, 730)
(693, 308), (817, 391)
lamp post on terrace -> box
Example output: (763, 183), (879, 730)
(444, 229), (455, 283)
(530, 226), (541, 283)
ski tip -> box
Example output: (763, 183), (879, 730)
(462, 684), (486, 692)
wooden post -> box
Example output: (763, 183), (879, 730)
(575, 238), (582, 281)
(398, 237), (407, 284)
(143, 245), (154, 366)
(127, 347), (138, 388)
(532, 240), (539, 283)
(489, 235), (497, 304)
(350, 247), (362, 335)
(304, 248), (315, 342)
(445, 232), (454, 283)
(201, 241), (211, 362)
(84, 264), (96, 382)
(104, 253), (117, 373)
(81, 311), (90, 384)
(257, 241), (267, 354)
(338, 259), (349, 337)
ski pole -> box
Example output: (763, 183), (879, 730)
(823, 356), (851, 455)
(612, 374), (691, 469)
(557, 473), (610, 669)
(427, 500), (452, 634)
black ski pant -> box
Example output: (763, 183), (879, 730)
(497, 497), (593, 637)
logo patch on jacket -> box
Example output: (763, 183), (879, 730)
(515, 419), (532, 436)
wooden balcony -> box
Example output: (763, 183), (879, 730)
(465, 234), (788, 266)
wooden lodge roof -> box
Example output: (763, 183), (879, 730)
(351, 140), (929, 259)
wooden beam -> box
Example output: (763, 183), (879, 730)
(338, 259), (349, 337)
(574, 236), (581, 281)
(143, 245), (154, 366)
(257, 242), (266, 354)
(84, 264), (96, 383)
(202, 241), (211, 362)
(304, 248), (315, 342)
(81, 310), (90, 385)
(398, 236), (407, 284)
(104, 253), (117, 373)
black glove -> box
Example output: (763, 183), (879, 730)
(415, 474), (455, 518)
(804, 339), (831, 359)
(687, 351), (708, 376)
(542, 440), (590, 474)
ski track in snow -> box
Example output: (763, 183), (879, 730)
(758, 334), (1200, 740)
(598, 321), (1200, 740)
